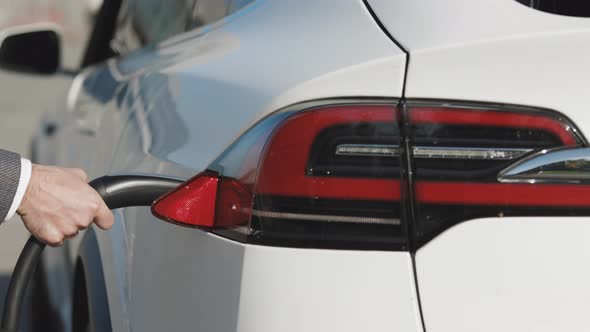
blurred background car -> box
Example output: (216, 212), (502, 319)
(2, 0), (590, 332)
(0, 4), (89, 330)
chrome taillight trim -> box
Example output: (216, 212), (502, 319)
(498, 146), (590, 184)
(250, 209), (401, 225)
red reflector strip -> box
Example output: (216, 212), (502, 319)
(151, 174), (218, 227)
(416, 181), (590, 206)
(257, 178), (401, 201)
(410, 108), (577, 145)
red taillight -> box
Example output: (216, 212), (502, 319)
(152, 173), (252, 228)
(250, 105), (403, 249)
(408, 102), (583, 247)
(152, 173), (219, 227)
(151, 100), (586, 250)
(152, 101), (404, 250)
(215, 177), (252, 227)
(256, 106), (399, 200)
(410, 107), (577, 145)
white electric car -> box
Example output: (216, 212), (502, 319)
(3, 0), (590, 331)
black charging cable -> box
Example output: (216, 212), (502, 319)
(0, 175), (182, 332)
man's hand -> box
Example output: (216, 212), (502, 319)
(16, 164), (114, 246)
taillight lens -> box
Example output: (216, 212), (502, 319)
(153, 101), (405, 250)
(251, 105), (403, 249)
(408, 102), (584, 247)
(151, 100), (586, 250)
(152, 173), (219, 227)
(152, 173), (252, 228)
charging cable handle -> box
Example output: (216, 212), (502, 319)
(0, 175), (182, 332)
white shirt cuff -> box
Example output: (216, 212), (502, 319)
(4, 158), (32, 221)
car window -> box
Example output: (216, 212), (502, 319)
(516, 0), (590, 17)
(191, 0), (255, 28)
(191, 0), (230, 27)
(111, 0), (195, 53)
(110, 0), (138, 55)
(134, 0), (196, 44)
(229, 0), (255, 13)
(111, 0), (255, 55)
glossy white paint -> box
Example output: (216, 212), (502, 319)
(368, 0), (590, 138)
(120, 206), (422, 332)
(367, 1), (590, 331)
(36, 0), (415, 331)
(108, 0), (406, 170)
(237, 246), (421, 332)
(416, 217), (590, 332)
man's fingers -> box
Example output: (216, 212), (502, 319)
(93, 200), (115, 230)
(40, 226), (65, 247)
(47, 240), (64, 248)
(62, 220), (80, 239)
(64, 230), (79, 240)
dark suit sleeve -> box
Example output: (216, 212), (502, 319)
(0, 149), (21, 221)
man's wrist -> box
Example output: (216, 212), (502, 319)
(4, 158), (32, 221)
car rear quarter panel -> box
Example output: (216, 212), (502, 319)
(109, 0), (406, 170)
(95, 0), (419, 331)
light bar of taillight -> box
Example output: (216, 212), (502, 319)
(335, 144), (531, 160)
(412, 146), (532, 160)
(335, 144), (400, 157)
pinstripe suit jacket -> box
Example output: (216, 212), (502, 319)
(0, 149), (20, 221)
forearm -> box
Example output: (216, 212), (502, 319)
(0, 149), (31, 221)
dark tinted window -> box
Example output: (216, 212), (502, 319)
(191, 0), (230, 27)
(516, 0), (590, 17)
(229, 0), (255, 14)
(188, 0), (255, 30)
(134, 0), (196, 44)
(113, 0), (255, 54)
